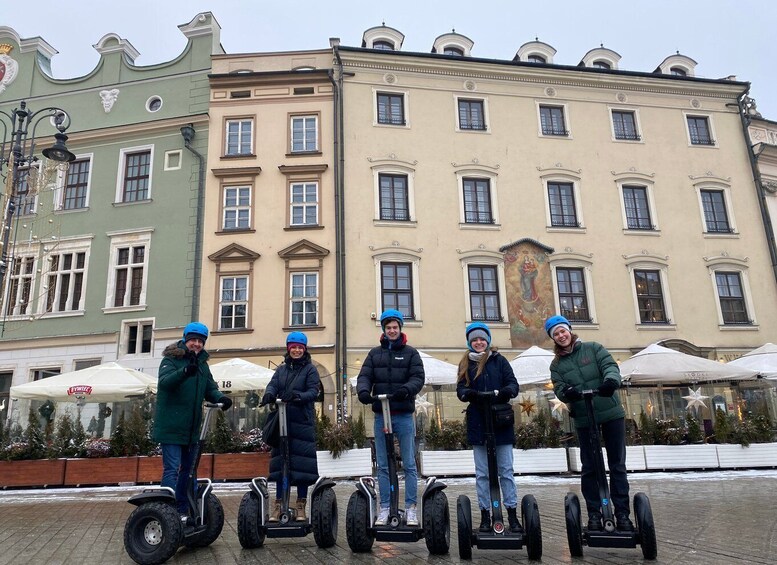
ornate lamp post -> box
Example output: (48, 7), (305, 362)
(0, 100), (75, 301)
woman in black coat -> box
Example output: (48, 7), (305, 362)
(261, 332), (320, 521)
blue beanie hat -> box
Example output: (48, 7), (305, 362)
(465, 322), (491, 352)
(183, 322), (208, 343)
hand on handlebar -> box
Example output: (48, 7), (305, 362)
(260, 392), (276, 407)
(358, 390), (375, 405)
(562, 385), (583, 402)
(597, 379), (619, 397)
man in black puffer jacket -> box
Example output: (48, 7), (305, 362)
(356, 309), (425, 527)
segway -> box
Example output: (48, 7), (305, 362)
(456, 390), (542, 560)
(345, 394), (450, 554)
(237, 398), (337, 549)
(564, 389), (657, 560)
(124, 402), (225, 565)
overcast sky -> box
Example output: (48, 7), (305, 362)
(5, 0), (776, 117)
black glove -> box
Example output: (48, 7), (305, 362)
(598, 379), (619, 397)
(391, 387), (409, 401)
(183, 362), (198, 377)
(261, 392), (276, 406)
(462, 389), (478, 402)
(496, 387), (513, 402)
(281, 390), (295, 402)
(563, 385), (583, 402)
(289, 393), (303, 404)
(358, 390), (374, 405)
(219, 396), (233, 411)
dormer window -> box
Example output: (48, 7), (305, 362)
(373, 40), (395, 51)
(593, 60), (611, 69)
(444, 46), (464, 56)
(670, 67), (687, 76)
(527, 54), (546, 64)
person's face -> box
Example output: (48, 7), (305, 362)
(185, 338), (205, 354)
(551, 326), (572, 347)
(383, 320), (401, 340)
(288, 344), (305, 359)
(470, 337), (489, 353)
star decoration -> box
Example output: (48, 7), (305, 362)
(682, 387), (709, 411)
(518, 396), (536, 415)
(415, 394), (433, 417)
(549, 396), (569, 416)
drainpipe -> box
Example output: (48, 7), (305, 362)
(181, 124), (205, 321)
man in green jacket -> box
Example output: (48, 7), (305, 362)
(546, 315), (634, 533)
(153, 322), (232, 515)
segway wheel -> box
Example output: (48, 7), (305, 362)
(521, 494), (543, 560)
(123, 501), (183, 565)
(634, 492), (658, 560)
(311, 486), (338, 548)
(237, 492), (266, 549)
(345, 491), (375, 552)
(456, 495), (473, 560)
(423, 490), (450, 555)
(564, 492), (584, 557)
(185, 492), (224, 548)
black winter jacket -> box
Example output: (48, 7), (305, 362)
(356, 333), (425, 414)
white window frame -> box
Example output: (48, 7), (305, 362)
(120, 317), (155, 357)
(624, 254), (675, 328)
(371, 163), (417, 225)
(705, 257), (757, 328)
(549, 252), (598, 326)
(55, 153), (93, 211)
(459, 254), (508, 324)
(683, 112), (718, 148)
(616, 179), (659, 233)
(115, 145), (154, 203)
(608, 107), (643, 143)
(373, 251), (422, 326)
(223, 185), (252, 230)
(290, 115), (319, 153)
(14, 163), (39, 216)
(103, 228), (152, 313)
(373, 88), (410, 128)
(289, 271), (319, 327)
(694, 181), (738, 236)
(536, 101), (572, 138)
(2, 250), (38, 319)
(289, 182), (319, 226)
(219, 275), (249, 330)
(454, 95), (490, 133)
(541, 172), (585, 231)
(38, 238), (91, 318)
(455, 169), (500, 229)
(224, 118), (254, 156)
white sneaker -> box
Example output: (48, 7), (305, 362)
(375, 506), (390, 525)
(405, 504), (418, 526)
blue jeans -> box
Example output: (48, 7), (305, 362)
(473, 444), (517, 510)
(374, 412), (417, 508)
(577, 417), (630, 517)
(161, 443), (197, 514)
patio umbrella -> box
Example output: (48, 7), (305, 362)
(620, 343), (758, 385)
(208, 358), (274, 392)
(10, 362), (157, 403)
(727, 343), (777, 379)
(348, 350), (459, 387)
(510, 346), (554, 386)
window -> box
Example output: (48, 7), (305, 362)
(539, 105), (568, 136)
(44, 251), (86, 313)
(62, 158), (90, 209)
(14, 168), (36, 215)
(548, 182), (578, 227)
(715, 272), (749, 324)
(146, 96), (163, 112)
(225, 119), (253, 155)
(444, 46), (464, 56)
(379, 173), (409, 221)
(0, 372), (10, 422)
(612, 110), (640, 141)
(122, 150), (151, 202)
(123, 320), (153, 355)
(623, 185), (653, 230)
(593, 60), (611, 69)
(290, 182), (318, 226)
(32, 368), (60, 381)
(106, 230), (151, 311)
(381, 262), (414, 319)
(290, 115), (318, 153)
(527, 54), (546, 63)
(556, 267), (590, 322)
(670, 67), (687, 76)
(458, 99), (486, 131)
(223, 186), (251, 230)
(634, 270), (667, 323)
(290, 272), (318, 326)
(3, 255), (35, 316)
(220, 276), (248, 330)
(373, 40), (394, 50)
(687, 116), (714, 145)
(700, 190), (731, 233)
(377, 92), (405, 125)
(468, 265), (501, 321)
(463, 178), (493, 223)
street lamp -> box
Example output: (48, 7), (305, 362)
(0, 100), (75, 300)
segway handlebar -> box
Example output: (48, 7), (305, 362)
(475, 390), (500, 398)
(204, 402), (225, 409)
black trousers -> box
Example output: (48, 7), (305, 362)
(576, 417), (630, 517)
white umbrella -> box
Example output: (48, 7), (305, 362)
(208, 358), (274, 392)
(348, 350), (459, 387)
(727, 343), (777, 379)
(620, 343), (758, 385)
(10, 362), (157, 403)
(510, 346), (555, 386)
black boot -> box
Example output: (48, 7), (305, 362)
(587, 511), (602, 531)
(479, 509), (491, 532)
(616, 512), (635, 531)
(506, 507), (523, 534)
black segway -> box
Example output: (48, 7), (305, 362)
(124, 402), (225, 565)
(456, 390), (542, 560)
(345, 394), (450, 554)
(564, 390), (657, 560)
(237, 398), (337, 549)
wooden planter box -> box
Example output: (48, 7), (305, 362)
(212, 452), (269, 480)
(316, 448), (373, 478)
(137, 454), (214, 483)
(567, 446), (647, 473)
(0, 459), (67, 488)
(513, 448), (568, 474)
(716, 442), (777, 469)
(418, 450), (475, 477)
(643, 444), (719, 471)
(64, 456), (139, 486)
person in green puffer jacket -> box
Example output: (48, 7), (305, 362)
(153, 322), (232, 516)
(545, 315), (634, 534)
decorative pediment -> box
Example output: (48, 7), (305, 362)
(278, 164), (328, 176)
(499, 238), (554, 254)
(208, 243), (260, 264)
(211, 166), (262, 178)
(278, 239), (330, 260)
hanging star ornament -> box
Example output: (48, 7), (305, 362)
(518, 396), (536, 415)
(415, 394), (433, 417)
(549, 396), (569, 416)
(682, 387), (709, 411)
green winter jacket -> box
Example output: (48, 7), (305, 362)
(550, 340), (625, 428)
(152, 341), (227, 445)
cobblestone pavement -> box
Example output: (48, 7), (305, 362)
(1, 470), (776, 564)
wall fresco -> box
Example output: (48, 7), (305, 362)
(503, 242), (554, 348)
